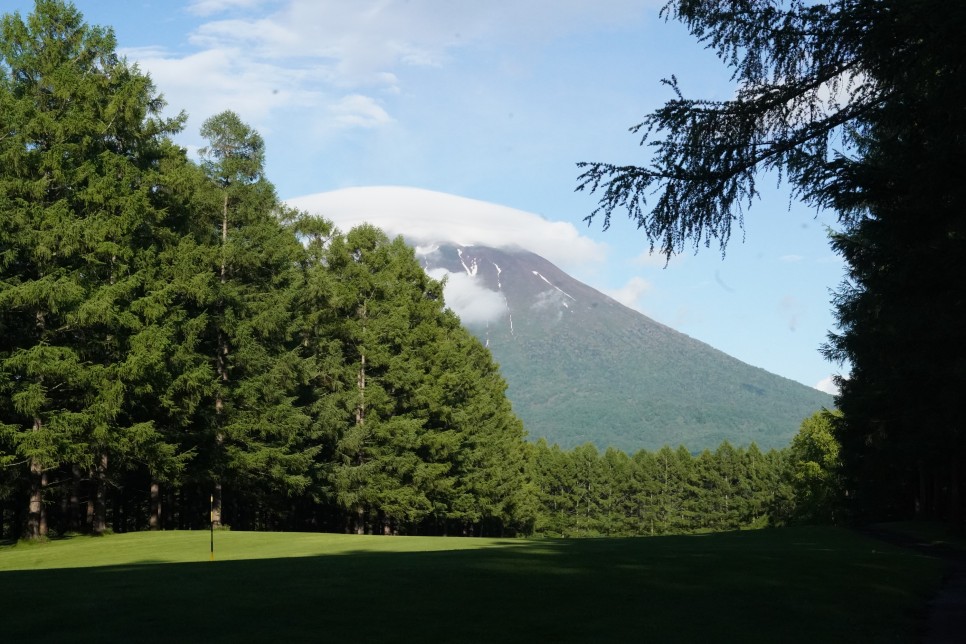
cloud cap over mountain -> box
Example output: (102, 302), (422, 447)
(287, 186), (608, 273)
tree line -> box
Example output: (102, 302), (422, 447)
(530, 411), (839, 537)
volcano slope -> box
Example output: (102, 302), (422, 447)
(420, 243), (832, 452)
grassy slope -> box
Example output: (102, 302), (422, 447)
(0, 527), (942, 643)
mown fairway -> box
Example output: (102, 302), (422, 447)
(0, 526), (943, 643)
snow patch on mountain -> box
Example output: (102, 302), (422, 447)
(457, 248), (479, 277)
(532, 270), (576, 301)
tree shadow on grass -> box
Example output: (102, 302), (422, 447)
(0, 527), (942, 644)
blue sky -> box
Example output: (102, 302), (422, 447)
(10, 0), (847, 393)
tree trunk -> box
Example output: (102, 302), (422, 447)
(211, 482), (223, 529)
(26, 453), (45, 540)
(213, 307), (228, 529)
(221, 190), (229, 280)
(178, 487), (186, 530)
(916, 462), (928, 519)
(167, 487), (177, 530)
(92, 452), (108, 535)
(381, 512), (393, 536)
(149, 480), (162, 530)
(112, 484), (123, 533)
(356, 353), (366, 426)
(69, 464), (83, 533)
(949, 450), (962, 533)
(39, 471), (48, 537)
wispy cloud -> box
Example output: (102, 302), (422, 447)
(122, 45), (324, 130)
(123, 0), (652, 142)
(187, 0), (267, 17)
(329, 94), (393, 128)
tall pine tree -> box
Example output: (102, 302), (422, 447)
(195, 110), (313, 529)
(0, 0), (185, 538)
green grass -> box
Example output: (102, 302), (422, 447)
(0, 526), (944, 643)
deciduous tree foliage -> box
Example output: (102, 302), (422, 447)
(578, 0), (966, 526)
(788, 410), (841, 524)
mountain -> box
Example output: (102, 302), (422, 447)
(288, 186), (834, 453)
(417, 243), (832, 452)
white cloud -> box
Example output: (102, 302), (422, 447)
(329, 94), (393, 128)
(287, 186), (608, 273)
(606, 276), (652, 311)
(123, 45), (323, 132)
(815, 375), (839, 396)
(426, 269), (506, 325)
(780, 254), (804, 263)
(190, 18), (300, 53)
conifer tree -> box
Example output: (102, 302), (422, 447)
(598, 447), (634, 535)
(426, 312), (531, 536)
(323, 225), (426, 533)
(0, 0), (185, 538)
(195, 110), (312, 528)
(530, 439), (576, 536)
(320, 224), (529, 535)
(630, 449), (661, 535)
